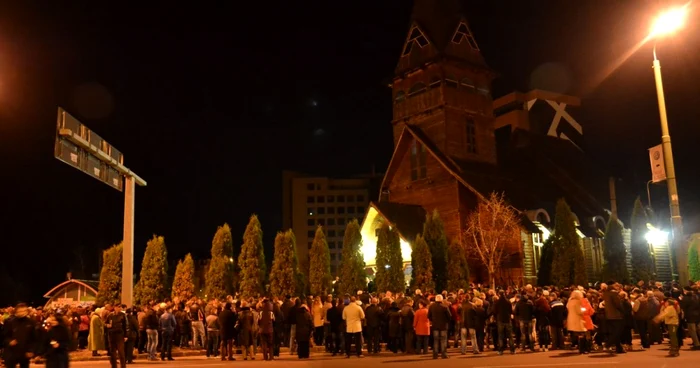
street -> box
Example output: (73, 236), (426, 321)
(35, 344), (700, 368)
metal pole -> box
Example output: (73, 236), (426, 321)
(122, 175), (135, 307)
(652, 46), (686, 284)
(646, 180), (653, 210)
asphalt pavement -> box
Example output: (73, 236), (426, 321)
(33, 342), (700, 368)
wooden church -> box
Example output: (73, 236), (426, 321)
(358, 0), (674, 286)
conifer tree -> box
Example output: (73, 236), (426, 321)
(603, 216), (629, 283)
(423, 210), (448, 292)
(375, 224), (405, 293)
(447, 240), (470, 291)
(270, 230), (300, 297)
(339, 219), (367, 295)
(689, 236), (700, 282)
(550, 199), (587, 286)
(97, 243), (122, 305)
(205, 223), (234, 300)
(410, 234), (434, 292)
(134, 235), (169, 305)
(630, 198), (654, 283)
(536, 237), (555, 286)
(172, 253), (195, 301)
(309, 226), (332, 296)
(238, 215), (266, 298)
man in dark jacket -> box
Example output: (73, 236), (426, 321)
(427, 295), (451, 359)
(259, 299), (275, 361)
(124, 308), (139, 364)
(513, 293), (535, 352)
(602, 283), (625, 354)
(631, 289), (651, 349)
(106, 304), (129, 368)
(680, 287), (700, 349)
(548, 293), (566, 350)
(218, 303), (237, 361)
(159, 306), (176, 361)
(3, 303), (37, 368)
(363, 298), (383, 354)
(494, 291), (515, 355)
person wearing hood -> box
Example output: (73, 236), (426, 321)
(87, 307), (105, 357)
(3, 303), (37, 368)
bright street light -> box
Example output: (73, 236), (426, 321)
(650, 6), (688, 38)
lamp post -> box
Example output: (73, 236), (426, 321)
(649, 6), (688, 284)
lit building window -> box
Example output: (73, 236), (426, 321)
(308, 208), (315, 216)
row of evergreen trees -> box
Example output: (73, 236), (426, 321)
(536, 197), (657, 286)
(96, 209), (471, 306)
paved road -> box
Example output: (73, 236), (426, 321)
(35, 343), (700, 368)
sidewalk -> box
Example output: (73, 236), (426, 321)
(68, 346), (329, 362)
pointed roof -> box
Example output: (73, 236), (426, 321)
(394, 0), (487, 74)
(381, 124), (608, 235)
(411, 0), (469, 51)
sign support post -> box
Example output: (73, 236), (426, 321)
(123, 176), (136, 307)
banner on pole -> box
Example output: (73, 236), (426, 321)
(649, 144), (666, 183)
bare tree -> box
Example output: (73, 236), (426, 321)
(464, 192), (521, 289)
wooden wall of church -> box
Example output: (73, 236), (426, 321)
(387, 144), (462, 244)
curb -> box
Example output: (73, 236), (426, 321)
(69, 346), (330, 362)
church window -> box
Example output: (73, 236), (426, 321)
(395, 90), (406, 103)
(402, 26), (430, 56)
(466, 118), (477, 154)
(451, 22), (480, 51)
(408, 82), (427, 96)
(410, 141), (427, 181)
(461, 78), (475, 91)
(445, 74), (459, 88)
(429, 77), (441, 88)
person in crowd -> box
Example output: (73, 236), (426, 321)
(342, 296), (365, 358)
(124, 308), (138, 364)
(655, 294), (680, 357)
(105, 303), (128, 368)
(295, 303), (313, 359)
(87, 307), (104, 357)
(42, 314), (70, 368)
(159, 305), (176, 361)
(205, 309), (220, 358)
(3, 303), (37, 368)
(258, 299), (275, 361)
(428, 294), (451, 359)
(143, 304), (159, 361)
(218, 302), (237, 361)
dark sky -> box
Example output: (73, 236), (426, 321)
(1, 1), (698, 304)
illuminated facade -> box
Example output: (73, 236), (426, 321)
(358, 0), (633, 286)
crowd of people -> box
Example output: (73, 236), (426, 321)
(2, 279), (700, 367)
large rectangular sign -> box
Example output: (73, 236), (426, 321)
(54, 108), (124, 191)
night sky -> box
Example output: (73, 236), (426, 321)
(1, 1), (699, 305)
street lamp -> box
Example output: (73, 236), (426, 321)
(648, 4), (689, 284)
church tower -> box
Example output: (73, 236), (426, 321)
(391, 0), (497, 165)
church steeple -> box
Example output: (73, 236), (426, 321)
(396, 0), (487, 75)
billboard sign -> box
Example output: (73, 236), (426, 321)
(54, 107), (124, 191)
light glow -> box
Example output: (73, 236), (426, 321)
(650, 6), (688, 38)
(645, 223), (669, 245)
(360, 206), (413, 266)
